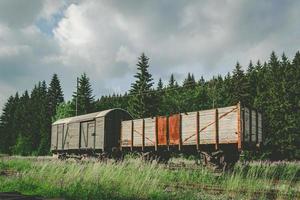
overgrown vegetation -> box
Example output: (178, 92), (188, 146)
(0, 156), (299, 199)
(0, 51), (299, 160)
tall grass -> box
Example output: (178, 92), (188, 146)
(0, 156), (299, 200)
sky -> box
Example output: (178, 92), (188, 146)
(0, 0), (300, 111)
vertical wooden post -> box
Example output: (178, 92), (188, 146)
(142, 119), (145, 151)
(256, 111), (259, 144)
(196, 111), (200, 150)
(131, 120), (134, 151)
(215, 109), (219, 150)
(249, 108), (252, 143)
(155, 117), (158, 151)
(179, 114), (182, 151)
(237, 102), (242, 150)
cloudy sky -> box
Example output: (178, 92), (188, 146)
(0, 0), (299, 110)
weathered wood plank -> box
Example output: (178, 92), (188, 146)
(199, 109), (215, 144)
(133, 119), (143, 147)
(144, 117), (156, 147)
(181, 112), (197, 145)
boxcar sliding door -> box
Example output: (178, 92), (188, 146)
(80, 121), (96, 149)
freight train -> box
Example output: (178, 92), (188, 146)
(51, 103), (263, 168)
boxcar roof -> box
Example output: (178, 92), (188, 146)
(52, 108), (129, 125)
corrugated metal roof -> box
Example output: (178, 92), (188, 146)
(52, 108), (126, 125)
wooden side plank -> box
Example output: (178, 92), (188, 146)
(181, 112), (197, 145)
(133, 119), (143, 147)
(144, 117), (156, 146)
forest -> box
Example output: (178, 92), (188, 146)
(0, 51), (299, 160)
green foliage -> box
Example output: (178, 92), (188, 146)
(53, 101), (73, 122)
(11, 135), (32, 156)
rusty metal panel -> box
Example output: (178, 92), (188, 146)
(199, 109), (215, 144)
(251, 111), (257, 143)
(258, 113), (263, 142)
(244, 107), (250, 142)
(157, 116), (167, 145)
(169, 114), (180, 145)
(218, 106), (238, 144)
(133, 119), (143, 147)
(121, 120), (132, 147)
(144, 117), (156, 146)
(51, 125), (58, 150)
(181, 112), (197, 145)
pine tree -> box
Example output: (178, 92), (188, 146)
(155, 78), (165, 115)
(163, 74), (181, 115)
(157, 78), (164, 90)
(128, 53), (154, 118)
(72, 73), (95, 115)
(168, 74), (176, 88)
(183, 73), (196, 88)
(230, 62), (250, 105)
(12, 90), (32, 155)
(48, 74), (64, 118)
(0, 95), (18, 153)
(246, 60), (258, 106)
(198, 76), (205, 86)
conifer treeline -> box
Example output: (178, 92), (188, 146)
(0, 75), (64, 155)
(0, 51), (299, 159)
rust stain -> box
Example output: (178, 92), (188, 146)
(169, 114), (180, 145)
(157, 116), (167, 145)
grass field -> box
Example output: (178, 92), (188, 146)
(0, 155), (299, 200)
